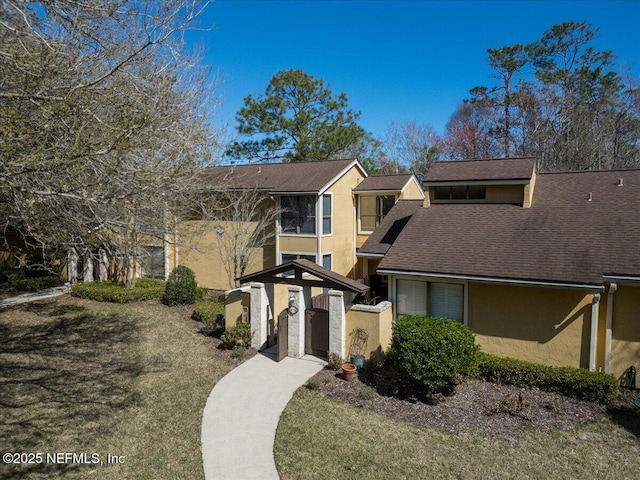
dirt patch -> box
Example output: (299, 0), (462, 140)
(310, 366), (614, 435)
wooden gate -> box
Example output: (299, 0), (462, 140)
(305, 308), (329, 357)
(277, 310), (288, 362)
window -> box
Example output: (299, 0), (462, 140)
(359, 195), (395, 232)
(322, 194), (332, 235)
(281, 253), (316, 264)
(139, 245), (165, 279)
(396, 279), (427, 317)
(434, 185), (486, 201)
(322, 253), (332, 270)
(281, 195), (316, 234)
(430, 283), (463, 322)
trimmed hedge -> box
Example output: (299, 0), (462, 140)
(478, 352), (619, 405)
(71, 278), (166, 303)
(9, 274), (65, 291)
(162, 265), (198, 306)
(391, 315), (480, 395)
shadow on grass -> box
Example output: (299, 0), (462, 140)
(0, 302), (146, 478)
(607, 405), (640, 438)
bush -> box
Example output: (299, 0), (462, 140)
(478, 353), (619, 405)
(326, 352), (344, 371)
(193, 298), (225, 334)
(391, 315), (480, 395)
(161, 265), (198, 306)
(71, 278), (165, 303)
(9, 274), (64, 291)
(220, 322), (252, 350)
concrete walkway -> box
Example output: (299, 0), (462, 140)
(0, 286), (67, 309)
(201, 349), (325, 480)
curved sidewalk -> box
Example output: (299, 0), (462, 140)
(201, 351), (325, 480)
(0, 286), (67, 309)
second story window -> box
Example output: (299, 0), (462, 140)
(281, 195), (316, 235)
(434, 185), (486, 200)
(322, 194), (331, 235)
(359, 195), (395, 233)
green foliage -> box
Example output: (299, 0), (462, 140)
(161, 265), (198, 306)
(8, 273), (65, 291)
(305, 379), (321, 390)
(391, 315), (480, 395)
(227, 69), (366, 162)
(478, 353), (619, 405)
(326, 352), (344, 371)
(192, 298), (225, 334)
(358, 386), (376, 400)
(231, 346), (246, 360)
(71, 278), (165, 303)
(220, 322), (252, 350)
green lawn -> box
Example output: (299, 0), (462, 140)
(0, 296), (235, 479)
(274, 388), (640, 480)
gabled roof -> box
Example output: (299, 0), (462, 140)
(200, 158), (365, 194)
(424, 157), (537, 184)
(357, 200), (423, 257)
(353, 173), (423, 195)
(377, 169), (640, 287)
(237, 259), (370, 294)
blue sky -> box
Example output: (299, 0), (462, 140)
(186, 0), (640, 139)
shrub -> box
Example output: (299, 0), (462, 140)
(231, 346), (246, 359)
(71, 278), (165, 303)
(193, 298), (226, 335)
(391, 315), (480, 395)
(9, 274), (64, 291)
(161, 265), (198, 306)
(478, 353), (618, 405)
(326, 352), (344, 371)
(220, 321), (252, 350)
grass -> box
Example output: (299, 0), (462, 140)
(274, 388), (640, 480)
(0, 296), (235, 479)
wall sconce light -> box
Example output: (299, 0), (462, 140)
(288, 293), (298, 315)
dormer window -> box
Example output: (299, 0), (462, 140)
(434, 185), (486, 201)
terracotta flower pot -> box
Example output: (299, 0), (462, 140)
(342, 362), (357, 382)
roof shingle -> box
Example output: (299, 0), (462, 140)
(353, 174), (418, 192)
(377, 169), (640, 285)
(200, 158), (360, 193)
(424, 157), (537, 183)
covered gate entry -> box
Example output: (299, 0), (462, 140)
(238, 259), (370, 362)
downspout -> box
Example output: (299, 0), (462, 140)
(317, 194), (322, 267)
(589, 292), (601, 371)
(163, 232), (170, 281)
(605, 283), (617, 374)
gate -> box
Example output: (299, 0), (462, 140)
(276, 310), (288, 362)
(305, 308), (329, 357)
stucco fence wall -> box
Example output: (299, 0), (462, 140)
(344, 301), (393, 365)
(610, 285), (640, 381)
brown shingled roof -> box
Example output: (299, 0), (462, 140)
(358, 200), (423, 256)
(200, 158), (362, 193)
(424, 157), (537, 183)
(353, 174), (419, 192)
(378, 169), (640, 286)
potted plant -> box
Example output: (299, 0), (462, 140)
(341, 362), (357, 382)
(349, 328), (368, 370)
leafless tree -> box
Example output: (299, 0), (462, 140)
(0, 1), (218, 285)
(190, 187), (280, 289)
(380, 121), (442, 177)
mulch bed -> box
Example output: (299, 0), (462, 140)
(309, 365), (616, 436)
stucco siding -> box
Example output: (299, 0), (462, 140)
(321, 167), (363, 278)
(468, 283), (593, 369)
(611, 285), (640, 380)
(399, 179), (424, 200)
(179, 220), (273, 290)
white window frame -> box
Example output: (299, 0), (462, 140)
(321, 193), (332, 236)
(279, 195), (318, 237)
